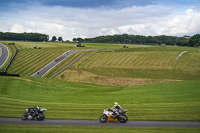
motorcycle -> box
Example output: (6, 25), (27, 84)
(100, 108), (128, 123)
(21, 106), (47, 121)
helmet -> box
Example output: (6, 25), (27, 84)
(114, 102), (118, 105)
(36, 106), (40, 110)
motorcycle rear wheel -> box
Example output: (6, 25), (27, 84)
(100, 115), (108, 123)
(118, 115), (128, 123)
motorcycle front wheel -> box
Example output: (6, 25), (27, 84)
(36, 113), (45, 121)
(118, 115), (128, 123)
(99, 115), (108, 123)
(21, 114), (28, 120)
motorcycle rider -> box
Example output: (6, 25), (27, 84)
(29, 106), (40, 116)
(110, 102), (122, 118)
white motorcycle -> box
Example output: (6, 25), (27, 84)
(21, 106), (47, 121)
(100, 108), (128, 123)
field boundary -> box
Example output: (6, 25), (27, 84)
(4, 48), (18, 72)
(0, 72), (20, 77)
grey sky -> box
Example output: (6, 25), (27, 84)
(0, 0), (199, 40)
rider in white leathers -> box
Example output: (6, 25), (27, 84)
(110, 102), (122, 118)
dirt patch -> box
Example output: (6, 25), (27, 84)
(94, 76), (178, 86)
(56, 70), (180, 86)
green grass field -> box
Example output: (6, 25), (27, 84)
(1, 124), (200, 133)
(0, 41), (199, 132)
(4, 41), (199, 80)
(7, 48), (68, 76)
(43, 51), (85, 78)
(76, 47), (200, 80)
(2, 41), (122, 76)
(56, 46), (200, 86)
(0, 76), (199, 121)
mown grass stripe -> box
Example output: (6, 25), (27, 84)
(8, 49), (65, 75)
(21, 52), (63, 75)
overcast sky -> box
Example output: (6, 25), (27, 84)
(0, 0), (200, 41)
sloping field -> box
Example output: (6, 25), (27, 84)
(0, 42), (17, 72)
(57, 47), (200, 84)
(11, 41), (75, 49)
(0, 76), (200, 121)
(1, 41), (69, 75)
(80, 51), (176, 70)
(43, 51), (85, 78)
(11, 41), (122, 50)
(7, 48), (67, 76)
(2, 41), (200, 83)
(0, 42), (200, 132)
(174, 51), (200, 78)
(3, 41), (121, 76)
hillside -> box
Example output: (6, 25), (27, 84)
(1, 41), (199, 86)
(1, 41), (121, 77)
(0, 76), (199, 121)
(55, 46), (200, 85)
(0, 41), (199, 122)
(1, 0), (200, 131)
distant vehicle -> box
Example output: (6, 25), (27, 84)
(99, 108), (128, 123)
(123, 45), (128, 48)
(21, 106), (47, 121)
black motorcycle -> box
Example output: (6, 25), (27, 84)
(21, 106), (47, 121)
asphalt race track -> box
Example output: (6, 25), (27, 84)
(31, 49), (92, 77)
(0, 43), (9, 67)
(0, 118), (200, 128)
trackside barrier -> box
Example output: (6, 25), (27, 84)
(0, 72), (20, 77)
(4, 47), (18, 72)
(50, 49), (116, 79)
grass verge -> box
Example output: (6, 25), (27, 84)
(0, 76), (199, 121)
(0, 124), (200, 133)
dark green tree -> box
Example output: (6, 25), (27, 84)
(58, 37), (63, 42)
(39, 36), (46, 42)
(189, 34), (200, 47)
(0, 32), (49, 41)
(73, 38), (77, 42)
(52, 36), (57, 42)
(77, 37), (84, 43)
(65, 40), (71, 43)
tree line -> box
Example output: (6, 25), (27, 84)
(0, 32), (64, 42)
(51, 36), (63, 42)
(1, 32), (199, 47)
(74, 34), (200, 47)
(0, 32), (49, 42)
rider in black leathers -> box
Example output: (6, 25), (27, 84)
(28, 106), (40, 116)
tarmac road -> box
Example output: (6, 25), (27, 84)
(0, 43), (9, 67)
(31, 49), (92, 77)
(0, 118), (199, 128)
